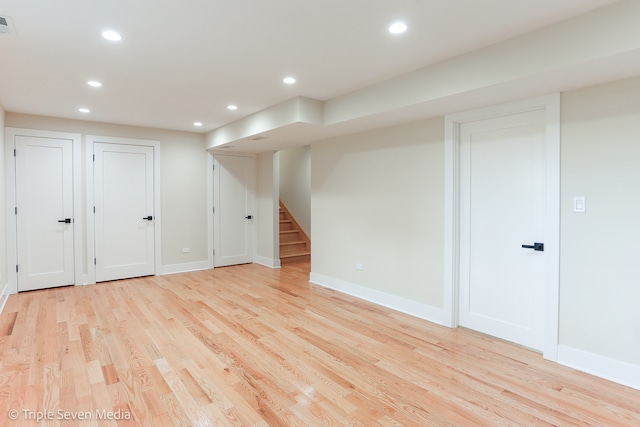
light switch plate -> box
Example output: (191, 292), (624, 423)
(573, 196), (586, 213)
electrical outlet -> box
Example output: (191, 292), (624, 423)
(182, 247), (190, 253)
(355, 263), (364, 271)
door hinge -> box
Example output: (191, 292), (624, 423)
(94, 258), (97, 265)
(93, 206), (96, 213)
(13, 148), (16, 157)
(14, 207), (17, 215)
(213, 249), (215, 255)
(212, 206), (215, 214)
(16, 265), (18, 273)
(93, 154), (95, 161)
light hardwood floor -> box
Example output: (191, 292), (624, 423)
(0, 262), (639, 426)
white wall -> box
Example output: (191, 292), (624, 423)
(5, 113), (209, 270)
(255, 151), (279, 267)
(311, 118), (444, 312)
(309, 78), (640, 387)
(278, 145), (311, 236)
(559, 76), (640, 367)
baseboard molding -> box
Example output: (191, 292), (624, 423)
(254, 256), (281, 269)
(557, 344), (640, 391)
(309, 272), (446, 326)
(0, 281), (10, 315)
(159, 261), (210, 276)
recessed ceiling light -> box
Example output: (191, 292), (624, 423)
(102, 30), (122, 41)
(227, 105), (238, 110)
(283, 76), (296, 85)
(389, 22), (407, 34)
(87, 80), (102, 88)
(194, 122), (203, 127)
(78, 108), (90, 113)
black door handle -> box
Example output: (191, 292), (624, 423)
(58, 218), (71, 224)
(245, 215), (253, 220)
(143, 216), (153, 221)
(522, 242), (544, 251)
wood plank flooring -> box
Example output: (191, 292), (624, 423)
(0, 262), (639, 426)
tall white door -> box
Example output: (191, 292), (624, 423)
(15, 135), (75, 291)
(459, 109), (546, 351)
(94, 143), (155, 282)
(213, 155), (255, 267)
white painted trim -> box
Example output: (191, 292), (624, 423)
(86, 135), (161, 284)
(0, 281), (9, 314)
(207, 153), (214, 269)
(557, 345), (640, 391)
(443, 94), (561, 361)
(159, 261), (210, 276)
(85, 137), (96, 284)
(254, 256), (281, 269)
(310, 272), (447, 326)
(72, 135), (83, 288)
(5, 128), (83, 293)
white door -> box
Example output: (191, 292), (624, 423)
(15, 135), (75, 291)
(213, 155), (255, 267)
(94, 143), (155, 282)
(459, 109), (546, 350)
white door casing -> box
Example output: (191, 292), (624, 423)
(5, 128), (82, 293)
(459, 109), (546, 350)
(213, 154), (256, 267)
(86, 136), (161, 284)
(444, 94), (560, 360)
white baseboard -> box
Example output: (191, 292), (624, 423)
(159, 261), (210, 276)
(0, 281), (9, 315)
(254, 256), (281, 269)
(557, 344), (640, 391)
(309, 272), (446, 326)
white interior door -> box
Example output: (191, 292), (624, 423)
(15, 135), (74, 291)
(459, 109), (546, 351)
(213, 154), (255, 267)
(94, 143), (155, 282)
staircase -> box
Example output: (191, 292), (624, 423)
(279, 201), (311, 264)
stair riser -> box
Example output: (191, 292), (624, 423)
(280, 221), (293, 231)
(280, 232), (301, 243)
(280, 254), (310, 264)
(280, 243), (308, 254)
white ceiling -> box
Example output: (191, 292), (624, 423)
(0, 0), (625, 147)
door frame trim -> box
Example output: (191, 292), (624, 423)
(4, 127), (83, 293)
(86, 135), (161, 284)
(443, 94), (560, 361)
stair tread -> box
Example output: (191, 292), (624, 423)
(281, 240), (306, 246)
(280, 229), (299, 234)
(280, 251), (311, 258)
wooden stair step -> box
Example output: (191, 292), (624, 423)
(280, 230), (302, 243)
(280, 240), (306, 246)
(279, 252), (311, 264)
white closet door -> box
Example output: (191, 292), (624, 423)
(94, 142), (155, 282)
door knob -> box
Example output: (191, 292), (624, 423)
(143, 216), (153, 221)
(522, 242), (544, 251)
(245, 215), (253, 220)
(58, 218), (71, 224)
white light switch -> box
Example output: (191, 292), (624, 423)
(573, 196), (586, 213)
